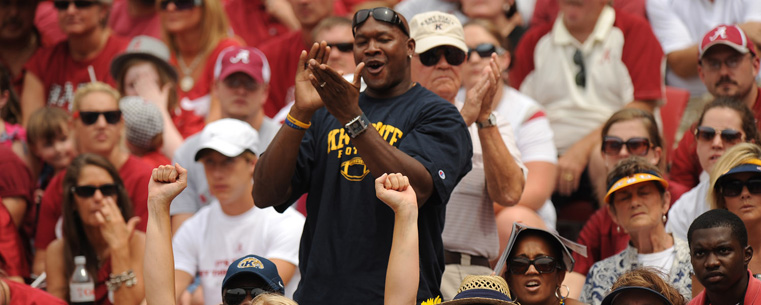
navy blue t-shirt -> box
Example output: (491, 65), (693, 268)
(277, 84), (472, 305)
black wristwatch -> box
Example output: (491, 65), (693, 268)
(476, 113), (497, 129)
(344, 113), (370, 138)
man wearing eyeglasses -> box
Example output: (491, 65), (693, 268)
(33, 82), (154, 277)
(510, 0), (663, 210)
(253, 7), (473, 305)
(671, 25), (761, 190)
(169, 46), (280, 235)
(406, 11), (526, 300)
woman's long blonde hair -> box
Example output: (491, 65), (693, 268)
(161, 0), (230, 57)
(708, 143), (761, 210)
(252, 293), (298, 305)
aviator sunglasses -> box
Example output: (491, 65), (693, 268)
(73, 110), (122, 125)
(720, 177), (761, 197)
(159, 0), (202, 10)
(223, 287), (268, 305)
(507, 256), (561, 274)
(695, 126), (743, 144)
(52, 0), (98, 10)
(352, 7), (409, 36)
(419, 46), (466, 66)
(602, 136), (652, 156)
(72, 184), (118, 198)
(467, 43), (506, 59)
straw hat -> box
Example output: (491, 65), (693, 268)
(440, 275), (516, 305)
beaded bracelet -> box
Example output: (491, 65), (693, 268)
(286, 113), (311, 130)
(106, 269), (137, 291)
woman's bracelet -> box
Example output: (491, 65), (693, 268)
(286, 113), (311, 130)
(106, 269), (137, 291)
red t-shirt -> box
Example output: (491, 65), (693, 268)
(4, 279), (67, 305)
(139, 150), (171, 169)
(34, 155), (152, 250)
(34, 2), (66, 47)
(24, 34), (129, 111)
(572, 179), (689, 275)
(108, 1), (161, 40)
(689, 270), (761, 305)
(511, 9), (663, 103)
(0, 145), (32, 278)
(259, 30), (305, 118)
(224, 0), (291, 48)
(670, 87), (761, 189)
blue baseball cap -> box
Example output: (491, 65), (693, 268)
(221, 255), (285, 295)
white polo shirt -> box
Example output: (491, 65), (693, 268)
(511, 6), (664, 154)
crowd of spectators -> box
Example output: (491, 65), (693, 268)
(2, 0), (761, 304)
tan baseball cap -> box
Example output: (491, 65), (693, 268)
(409, 11), (467, 54)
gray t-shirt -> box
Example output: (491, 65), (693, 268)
(169, 117), (279, 215)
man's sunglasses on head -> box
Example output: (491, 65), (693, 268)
(352, 7), (409, 37)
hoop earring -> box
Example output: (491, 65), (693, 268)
(662, 214), (667, 224)
(408, 54), (413, 59)
(555, 285), (570, 304)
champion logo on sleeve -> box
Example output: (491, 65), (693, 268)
(438, 170), (446, 179)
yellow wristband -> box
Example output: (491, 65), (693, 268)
(287, 113), (311, 129)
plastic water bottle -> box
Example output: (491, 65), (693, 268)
(70, 255), (95, 305)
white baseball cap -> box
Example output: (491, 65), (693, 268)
(194, 119), (259, 161)
(409, 11), (468, 54)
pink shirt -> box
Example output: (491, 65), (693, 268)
(689, 270), (761, 305)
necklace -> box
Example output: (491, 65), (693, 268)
(177, 53), (204, 92)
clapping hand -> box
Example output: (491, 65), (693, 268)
(293, 42), (330, 115)
(462, 53), (501, 126)
(308, 43), (365, 124)
(375, 173), (418, 213)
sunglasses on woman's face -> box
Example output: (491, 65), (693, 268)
(52, 0), (98, 10)
(467, 43), (505, 59)
(507, 256), (560, 274)
(159, 0), (202, 11)
(223, 287), (267, 305)
(73, 110), (122, 125)
(601, 136), (651, 156)
(695, 126), (743, 144)
(72, 184), (118, 198)
(720, 177), (761, 197)
(419, 46), (466, 67)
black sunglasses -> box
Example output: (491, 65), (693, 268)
(720, 177), (761, 197)
(419, 46), (466, 67)
(695, 126), (743, 144)
(508, 256), (561, 274)
(573, 49), (586, 88)
(52, 0), (98, 10)
(159, 0), (201, 10)
(602, 136), (651, 156)
(327, 42), (353, 53)
(467, 43), (505, 59)
(75, 110), (122, 125)
(223, 287), (268, 305)
(72, 184), (118, 198)
(352, 7), (409, 37)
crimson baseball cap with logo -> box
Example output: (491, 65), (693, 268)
(699, 25), (757, 60)
(214, 46), (271, 84)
